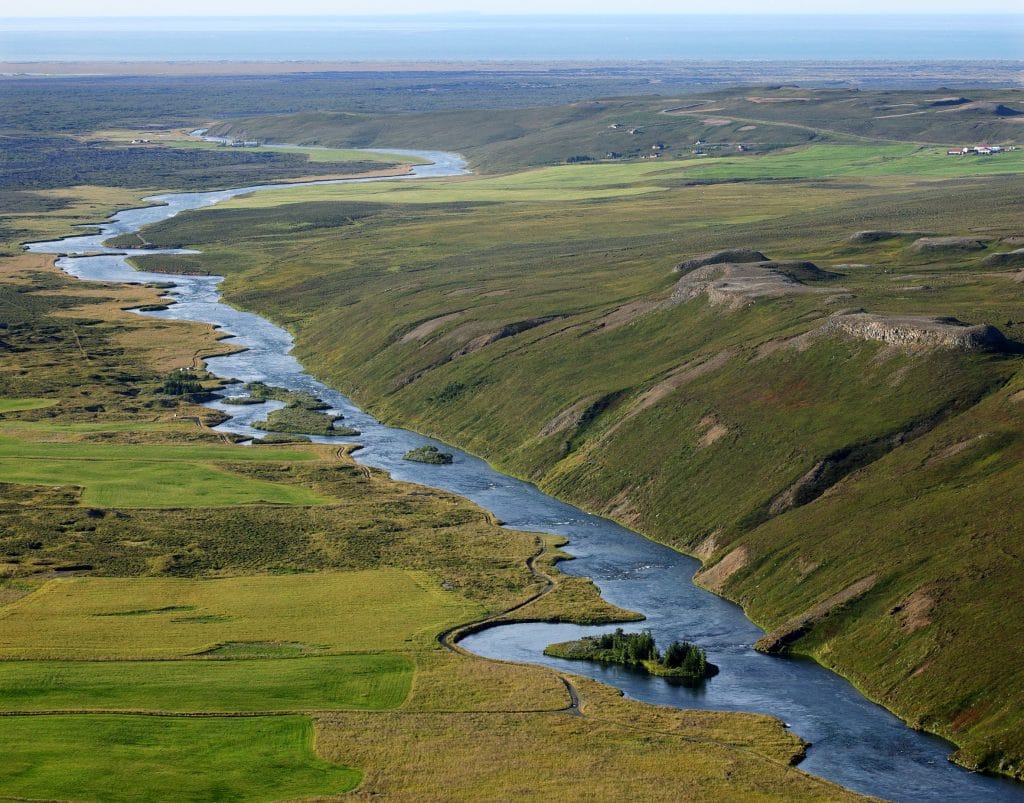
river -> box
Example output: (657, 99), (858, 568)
(24, 151), (1024, 802)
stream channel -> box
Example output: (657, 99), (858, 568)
(25, 149), (1024, 802)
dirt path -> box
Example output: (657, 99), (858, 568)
(659, 105), (942, 146)
(437, 536), (581, 716)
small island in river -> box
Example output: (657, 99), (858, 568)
(545, 628), (718, 683)
(403, 444), (454, 464)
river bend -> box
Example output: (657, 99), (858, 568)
(24, 151), (1024, 802)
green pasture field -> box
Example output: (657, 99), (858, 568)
(0, 654), (411, 712)
(0, 715), (361, 802)
(91, 130), (428, 165)
(0, 570), (480, 658)
(674, 143), (1024, 180)
(174, 141), (429, 165)
(0, 436), (327, 507)
(0, 398), (58, 413)
(217, 142), (1024, 212)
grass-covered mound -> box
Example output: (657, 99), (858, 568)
(248, 382), (359, 436)
(253, 405), (355, 437)
(545, 628), (717, 683)
(403, 444), (454, 464)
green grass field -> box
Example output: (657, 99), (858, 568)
(0, 715), (362, 802)
(0, 654), (411, 712)
(0, 436), (328, 507)
(0, 570), (480, 658)
(220, 143), (1024, 211)
(0, 398), (58, 413)
(91, 130), (428, 165)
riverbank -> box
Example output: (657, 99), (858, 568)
(0, 185), (856, 802)
(21, 155), (1024, 801)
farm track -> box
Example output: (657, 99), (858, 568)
(659, 106), (944, 146)
(437, 537), (581, 716)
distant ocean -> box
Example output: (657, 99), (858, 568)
(1, 15), (1022, 62)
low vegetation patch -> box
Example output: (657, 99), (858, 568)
(403, 444), (454, 464)
(253, 405), (353, 437)
(0, 570), (478, 658)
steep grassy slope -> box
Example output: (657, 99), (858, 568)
(132, 120), (1024, 779)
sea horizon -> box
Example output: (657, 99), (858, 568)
(2, 14), (1021, 62)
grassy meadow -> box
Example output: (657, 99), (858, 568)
(0, 436), (329, 507)
(125, 86), (1024, 779)
(0, 570), (479, 658)
(0, 225), (855, 800)
(0, 654), (411, 712)
(0, 716), (362, 802)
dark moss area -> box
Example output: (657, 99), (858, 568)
(0, 134), (392, 192)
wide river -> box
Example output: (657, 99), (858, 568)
(25, 151), (1024, 802)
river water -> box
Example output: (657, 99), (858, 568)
(24, 152), (1024, 802)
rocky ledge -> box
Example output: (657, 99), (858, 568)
(823, 312), (1011, 352)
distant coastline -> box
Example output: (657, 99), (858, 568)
(1, 15), (1022, 62)
(2, 61), (1021, 91)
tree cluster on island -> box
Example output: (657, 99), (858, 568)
(544, 628), (718, 682)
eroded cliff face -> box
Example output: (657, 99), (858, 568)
(822, 312), (1012, 352)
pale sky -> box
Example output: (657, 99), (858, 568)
(4, 0), (1019, 16)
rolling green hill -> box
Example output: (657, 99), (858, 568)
(206, 86), (1024, 172)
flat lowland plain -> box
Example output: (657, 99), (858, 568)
(130, 86), (1024, 778)
(0, 715), (362, 802)
(0, 436), (329, 507)
(0, 654), (411, 712)
(0, 570), (479, 658)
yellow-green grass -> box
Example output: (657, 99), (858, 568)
(0, 570), (480, 658)
(1, 185), (149, 251)
(0, 715), (360, 802)
(0, 419), (200, 435)
(0, 397), (57, 413)
(317, 677), (856, 801)
(92, 129), (428, 164)
(0, 654), (411, 712)
(0, 435), (327, 507)
(673, 143), (1024, 180)
(219, 143), (1024, 211)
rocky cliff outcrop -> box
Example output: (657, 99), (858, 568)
(823, 312), (1010, 351)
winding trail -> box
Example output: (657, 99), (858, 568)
(436, 538), (582, 717)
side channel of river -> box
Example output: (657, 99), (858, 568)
(25, 151), (1024, 802)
